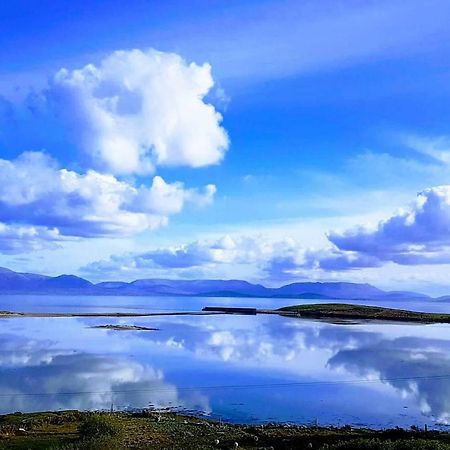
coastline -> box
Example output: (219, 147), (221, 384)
(2, 303), (450, 324)
(0, 410), (448, 449)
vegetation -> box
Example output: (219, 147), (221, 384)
(0, 410), (449, 449)
(78, 413), (125, 440)
(278, 303), (450, 323)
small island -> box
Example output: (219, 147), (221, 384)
(90, 324), (159, 331)
(278, 303), (450, 323)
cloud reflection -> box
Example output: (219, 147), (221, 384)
(0, 333), (209, 414)
(328, 335), (450, 423)
(132, 316), (450, 422)
(2, 314), (450, 426)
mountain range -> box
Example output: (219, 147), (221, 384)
(0, 266), (441, 301)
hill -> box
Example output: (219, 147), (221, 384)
(0, 266), (434, 301)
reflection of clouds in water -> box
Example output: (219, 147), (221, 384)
(0, 333), (60, 367)
(78, 316), (387, 369)
(328, 336), (450, 423)
(140, 318), (450, 423)
(0, 334), (209, 414)
(4, 315), (450, 426)
(146, 317), (383, 367)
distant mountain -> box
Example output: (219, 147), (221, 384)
(0, 266), (435, 300)
(272, 282), (385, 300)
(94, 278), (271, 296)
(96, 281), (129, 289)
(43, 274), (93, 289)
(0, 268), (92, 293)
(377, 291), (430, 300)
(0, 267), (49, 290)
(269, 283), (432, 301)
(125, 279), (270, 296)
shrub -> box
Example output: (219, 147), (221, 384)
(50, 436), (122, 450)
(78, 413), (124, 440)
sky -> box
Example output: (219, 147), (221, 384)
(1, 0), (450, 295)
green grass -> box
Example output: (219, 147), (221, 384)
(0, 411), (449, 449)
(278, 303), (450, 323)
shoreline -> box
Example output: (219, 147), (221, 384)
(0, 303), (450, 324)
(0, 410), (449, 449)
(2, 303), (450, 324)
(0, 310), (225, 318)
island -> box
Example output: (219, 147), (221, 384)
(277, 303), (450, 323)
(90, 324), (159, 331)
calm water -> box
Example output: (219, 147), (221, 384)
(1, 295), (450, 429)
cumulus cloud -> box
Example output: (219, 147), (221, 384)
(0, 151), (215, 240)
(266, 184), (450, 276)
(328, 185), (450, 266)
(0, 48), (227, 254)
(80, 232), (386, 281)
(133, 235), (274, 268)
(265, 248), (382, 279)
(81, 184), (450, 280)
(0, 223), (63, 254)
(43, 48), (228, 175)
(81, 235), (303, 280)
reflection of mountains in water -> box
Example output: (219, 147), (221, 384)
(0, 266), (434, 300)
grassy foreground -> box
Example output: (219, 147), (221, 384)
(0, 410), (449, 449)
(278, 303), (450, 323)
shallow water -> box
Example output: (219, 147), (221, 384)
(2, 294), (450, 313)
(1, 295), (450, 429)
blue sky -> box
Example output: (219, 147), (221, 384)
(1, 0), (450, 294)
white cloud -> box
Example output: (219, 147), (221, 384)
(0, 48), (227, 254)
(403, 134), (450, 165)
(80, 184), (450, 283)
(262, 184), (450, 277)
(0, 151), (215, 241)
(0, 223), (63, 254)
(49, 48), (229, 175)
(265, 247), (383, 280)
(328, 185), (450, 266)
(81, 235), (303, 280)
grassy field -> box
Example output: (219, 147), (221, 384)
(278, 303), (450, 323)
(0, 410), (449, 449)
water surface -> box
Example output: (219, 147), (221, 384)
(1, 295), (450, 429)
(3, 294), (450, 313)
